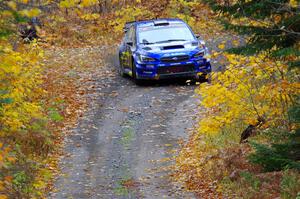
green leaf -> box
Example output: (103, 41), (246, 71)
(12, 11), (29, 23)
(288, 99), (300, 123)
(272, 48), (300, 58)
(0, 29), (13, 38)
(0, 98), (14, 104)
(288, 60), (300, 69)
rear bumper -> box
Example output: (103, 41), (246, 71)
(135, 61), (212, 80)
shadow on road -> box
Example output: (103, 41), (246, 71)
(122, 75), (200, 87)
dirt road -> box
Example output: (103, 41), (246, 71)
(48, 47), (202, 199)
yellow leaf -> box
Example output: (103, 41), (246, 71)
(232, 40), (239, 47)
(7, 1), (17, 10)
(289, 0), (298, 7)
(0, 194), (8, 199)
(59, 0), (77, 8)
(20, 8), (41, 17)
(0, 181), (4, 191)
(81, 0), (97, 7)
(218, 43), (225, 50)
(28, 8), (41, 17)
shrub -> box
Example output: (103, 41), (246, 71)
(280, 170), (300, 199)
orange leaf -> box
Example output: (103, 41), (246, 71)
(0, 194), (8, 199)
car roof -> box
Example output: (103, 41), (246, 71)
(124, 18), (186, 32)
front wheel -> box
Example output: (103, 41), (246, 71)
(132, 62), (143, 85)
(198, 73), (210, 83)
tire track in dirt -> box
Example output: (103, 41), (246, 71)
(49, 47), (199, 199)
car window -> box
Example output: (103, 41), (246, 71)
(137, 24), (194, 44)
(124, 29), (130, 41)
(126, 26), (135, 42)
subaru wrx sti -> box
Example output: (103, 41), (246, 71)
(118, 18), (211, 83)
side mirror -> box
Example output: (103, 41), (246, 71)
(126, 41), (133, 46)
(195, 34), (201, 39)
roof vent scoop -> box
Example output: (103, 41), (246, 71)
(162, 45), (184, 50)
(153, 20), (170, 26)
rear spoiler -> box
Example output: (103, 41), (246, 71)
(123, 19), (174, 32)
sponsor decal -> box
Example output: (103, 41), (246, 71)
(162, 52), (186, 56)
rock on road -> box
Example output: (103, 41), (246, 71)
(49, 47), (201, 199)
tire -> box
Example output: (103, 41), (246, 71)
(132, 61), (143, 85)
(198, 73), (209, 83)
(118, 55), (126, 77)
(132, 61), (137, 79)
(119, 65), (126, 77)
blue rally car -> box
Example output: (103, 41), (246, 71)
(118, 18), (211, 83)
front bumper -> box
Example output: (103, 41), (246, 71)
(135, 59), (212, 80)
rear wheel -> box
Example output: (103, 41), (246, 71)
(118, 54), (126, 77)
(119, 65), (126, 77)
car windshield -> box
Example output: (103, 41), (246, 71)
(138, 24), (195, 44)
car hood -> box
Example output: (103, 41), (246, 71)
(137, 40), (200, 57)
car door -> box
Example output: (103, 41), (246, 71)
(124, 26), (136, 71)
(119, 30), (130, 69)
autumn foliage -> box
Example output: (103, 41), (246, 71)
(0, 0), (88, 197)
(0, 0), (299, 198)
(174, 0), (300, 197)
(175, 52), (300, 197)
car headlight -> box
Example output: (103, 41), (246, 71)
(193, 50), (205, 58)
(138, 54), (156, 62)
